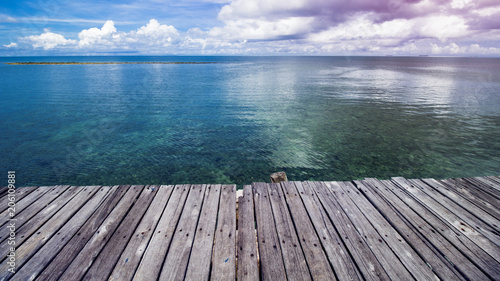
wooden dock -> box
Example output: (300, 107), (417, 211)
(1, 176), (500, 280)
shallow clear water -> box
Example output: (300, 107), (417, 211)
(1, 56), (499, 186)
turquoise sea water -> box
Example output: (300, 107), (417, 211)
(1, 56), (499, 186)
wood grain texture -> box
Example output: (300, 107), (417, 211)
(392, 177), (500, 260)
(0, 185), (77, 261)
(108, 185), (174, 281)
(371, 179), (500, 280)
(0, 186), (66, 238)
(185, 184), (222, 281)
(83, 185), (158, 280)
(159, 184), (206, 281)
(3, 176), (499, 280)
(211, 184), (237, 281)
(58, 185), (143, 280)
(280, 181), (335, 281)
(269, 183), (311, 281)
(355, 180), (467, 281)
(0, 186), (39, 213)
(253, 182), (287, 281)
(132, 184), (190, 281)
(310, 181), (391, 281)
(0, 186), (100, 280)
(336, 181), (439, 281)
(10, 186), (113, 281)
(38, 185), (130, 281)
(237, 185), (259, 281)
(295, 181), (361, 281)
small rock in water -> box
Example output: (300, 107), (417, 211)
(270, 171), (288, 183)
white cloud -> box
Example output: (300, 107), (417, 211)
(431, 42), (500, 55)
(0, 14), (16, 23)
(417, 15), (470, 41)
(78, 20), (119, 47)
(22, 29), (76, 50)
(3, 42), (17, 48)
(132, 19), (179, 47)
(209, 17), (314, 40)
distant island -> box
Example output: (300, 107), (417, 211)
(6, 61), (220, 65)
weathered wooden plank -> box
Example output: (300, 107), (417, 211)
(0, 186), (7, 197)
(0, 186), (100, 280)
(336, 181), (439, 281)
(309, 181), (391, 281)
(394, 177), (500, 252)
(83, 185), (158, 280)
(252, 182), (287, 281)
(0, 185), (77, 258)
(159, 185), (206, 281)
(37, 185), (130, 281)
(463, 177), (500, 201)
(356, 180), (467, 281)
(421, 179), (500, 231)
(450, 178), (500, 208)
(486, 176), (500, 189)
(211, 184), (237, 281)
(0, 186), (64, 233)
(281, 182), (336, 280)
(324, 181), (415, 280)
(185, 185), (222, 280)
(374, 178), (500, 279)
(441, 179), (500, 217)
(132, 184), (190, 281)
(236, 185), (259, 281)
(58, 185), (144, 280)
(9, 186), (113, 281)
(0, 186), (39, 213)
(295, 182), (361, 281)
(108, 185), (174, 281)
(267, 183), (311, 281)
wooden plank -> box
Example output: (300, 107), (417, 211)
(441, 179), (500, 217)
(159, 185), (206, 281)
(372, 178), (500, 279)
(185, 184), (222, 280)
(0, 186), (62, 232)
(309, 181), (391, 281)
(394, 177), (500, 252)
(58, 185), (144, 280)
(83, 185), (159, 280)
(0, 185), (77, 258)
(108, 185), (174, 281)
(486, 176), (500, 189)
(356, 180), (467, 280)
(9, 186), (113, 281)
(0, 186), (39, 213)
(295, 182), (361, 281)
(450, 178), (500, 208)
(335, 181), (439, 281)
(421, 179), (500, 231)
(236, 185), (259, 281)
(463, 177), (500, 201)
(436, 179), (500, 220)
(37, 185), (130, 281)
(252, 182), (287, 281)
(324, 181), (415, 280)
(0, 186), (100, 280)
(0, 186), (7, 197)
(267, 183), (311, 281)
(281, 182), (336, 280)
(211, 184), (237, 281)
(132, 184), (190, 281)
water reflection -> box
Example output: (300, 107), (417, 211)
(1, 56), (499, 186)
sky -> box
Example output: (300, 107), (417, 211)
(1, 0), (500, 56)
